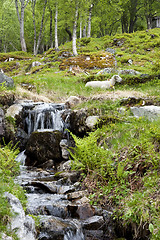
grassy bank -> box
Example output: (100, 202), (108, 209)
(70, 109), (160, 239)
(0, 144), (26, 239)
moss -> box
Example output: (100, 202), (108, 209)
(59, 52), (115, 70)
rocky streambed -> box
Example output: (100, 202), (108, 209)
(2, 97), (160, 240)
(9, 151), (115, 240)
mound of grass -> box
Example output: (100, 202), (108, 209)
(70, 110), (160, 240)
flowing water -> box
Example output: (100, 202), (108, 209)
(23, 102), (69, 135)
(15, 150), (85, 240)
(10, 101), (114, 240)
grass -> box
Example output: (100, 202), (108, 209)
(70, 114), (160, 240)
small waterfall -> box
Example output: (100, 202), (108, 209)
(15, 150), (27, 166)
(64, 219), (85, 240)
(64, 229), (85, 240)
(24, 102), (69, 135)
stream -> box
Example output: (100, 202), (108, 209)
(5, 101), (116, 240)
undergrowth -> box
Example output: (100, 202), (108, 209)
(0, 143), (26, 239)
(70, 116), (160, 240)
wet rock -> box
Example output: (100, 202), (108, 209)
(26, 193), (69, 217)
(30, 181), (57, 194)
(67, 190), (88, 200)
(84, 230), (104, 240)
(4, 192), (36, 240)
(68, 203), (95, 220)
(58, 185), (76, 194)
(60, 139), (69, 160)
(82, 215), (104, 230)
(0, 72), (14, 87)
(37, 216), (83, 240)
(37, 159), (54, 169)
(56, 171), (80, 183)
(69, 109), (88, 137)
(58, 160), (72, 171)
(14, 128), (29, 150)
(25, 130), (63, 166)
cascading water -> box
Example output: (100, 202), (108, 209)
(7, 100), (113, 240)
(24, 102), (70, 135)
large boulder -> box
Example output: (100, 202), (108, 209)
(69, 109), (89, 137)
(130, 105), (160, 121)
(25, 130), (63, 166)
(4, 192), (36, 240)
(0, 72), (14, 87)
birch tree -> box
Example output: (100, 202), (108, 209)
(87, 4), (93, 38)
(54, 2), (59, 51)
(15, 0), (29, 52)
(72, 2), (78, 56)
(31, 0), (48, 55)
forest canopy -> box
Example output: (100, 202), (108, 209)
(0, 0), (160, 54)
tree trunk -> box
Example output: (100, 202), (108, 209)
(31, 0), (37, 55)
(54, 3), (59, 51)
(128, 0), (138, 33)
(146, 16), (152, 29)
(50, 9), (53, 48)
(121, 12), (128, 33)
(15, 0), (27, 52)
(87, 4), (93, 38)
(80, 21), (82, 39)
(83, 24), (87, 37)
(34, 0), (48, 55)
(65, 27), (72, 41)
(72, 5), (78, 56)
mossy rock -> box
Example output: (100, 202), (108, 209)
(59, 52), (115, 70)
(0, 92), (15, 107)
(120, 74), (155, 85)
(25, 130), (63, 166)
(0, 51), (32, 61)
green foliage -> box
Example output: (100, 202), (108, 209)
(0, 82), (8, 92)
(78, 37), (91, 46)
(70, 115), (160, 239)
(0, 143), (26, 238)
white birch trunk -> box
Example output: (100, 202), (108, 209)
(50, 9), (53, 48)
(87, 4), (93, 38)
(80, 21), (82, 39)
(15, 0), (27, 52)
(72, 5), (78, 56)
(54, 3), (59, 51)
